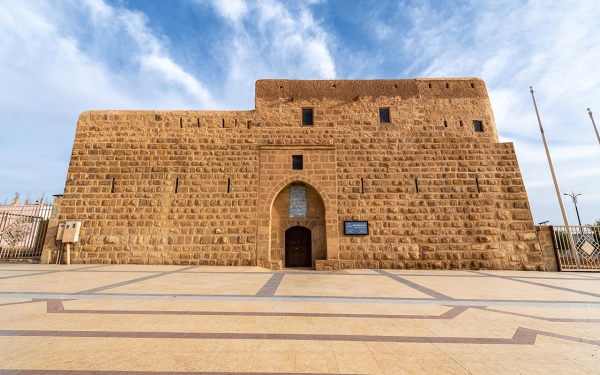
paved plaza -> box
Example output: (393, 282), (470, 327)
(0, 264), (599, 374)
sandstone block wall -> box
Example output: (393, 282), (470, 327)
(55, 78), (547, 270)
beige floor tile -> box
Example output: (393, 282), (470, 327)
(2, 265), (600, 374)
(251, 348), (296, 373)
(0, 271), (158, 293)
(332, 342), (385, 375)
(103, 272), (272, 295)
(295, 349), (340, 374)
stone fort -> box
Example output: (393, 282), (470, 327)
(55, 78), (551, 271)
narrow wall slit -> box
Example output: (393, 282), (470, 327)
(415, 178), (419, 193)
(476, 177), (480, 194)
(197, 118), (200, 127)
(361, 178), (364, 194)
(175, 178), (179, 194)
(227, 178), (231, 193)
(180, 118), (182, 128)
(111, 178), (115, 194)
(222, 119), (225, 128)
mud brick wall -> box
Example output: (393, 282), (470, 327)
(54, 78), (547, 271)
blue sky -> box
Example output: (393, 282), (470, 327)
(1, 0), (599, 225)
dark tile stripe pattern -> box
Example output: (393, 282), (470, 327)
(0, 301), (40, 308)
(4, 292), (600, 307)
(33, 299), (600, 324)
(0, 329), (522, 344)
(254, 273), (285, 296)
(374, 269), (453, 300)
(76, 266), (198, 294)
(39, 299), (472, 320)
(0, 265), (111, 280)
(477, 306), (600, 323)
(474, 271), (600, 298)
(0, 371), (372, 375)
(2, 327), (597, 345)
(0, 271), (61, 280)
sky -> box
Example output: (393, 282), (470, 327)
(0, 0), (599, 225)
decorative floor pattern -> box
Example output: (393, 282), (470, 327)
(1, 264), (599, 374)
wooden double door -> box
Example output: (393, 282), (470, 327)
(285, 226), (312, 268)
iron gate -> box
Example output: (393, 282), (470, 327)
(551, 226), (600, 271)
(0, 205), (56, 259)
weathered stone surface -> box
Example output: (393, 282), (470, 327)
(52, 78), (545, 270)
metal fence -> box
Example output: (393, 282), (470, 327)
(551, 226), (600, 271)
(0, 204), (56, 259)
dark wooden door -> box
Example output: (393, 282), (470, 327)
(285, 226), (312, 267)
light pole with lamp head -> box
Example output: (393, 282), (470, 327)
(564, 192), (582, 226)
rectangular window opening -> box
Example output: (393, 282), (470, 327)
(247, 120), (251, 129)
(474, 120), (484, 132)
(379, 108), (390, 123)
(175, 178), (179, 194)
(302, 108), (313, 126)
(292, 155), (303, 170)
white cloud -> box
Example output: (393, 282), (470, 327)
(374, 22), (393, 40)
(202, 0), (337, 108)
(0, 0), (214, 202)
(2, 0), (597, 228)
(208, 0), (248, 23)
(376, 0), (600, 225)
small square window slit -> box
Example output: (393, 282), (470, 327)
(379, 108), (390, 123)
(474, 121), (484, 132)
(292, 155), (303, 170)
(302, 109), (313, 126)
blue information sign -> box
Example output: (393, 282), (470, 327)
(344, 221), (369, 235)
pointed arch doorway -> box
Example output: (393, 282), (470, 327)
(285, 226), (312, 267)
(269, 181), (327, 269)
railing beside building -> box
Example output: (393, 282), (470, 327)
(0, 204), (57, 259)
(551, 225), (600, 271)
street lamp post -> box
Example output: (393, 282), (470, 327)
(564, 192), (583, 226)
(588, 108), (600, 145)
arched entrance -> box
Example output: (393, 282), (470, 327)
(285, 226), (312, 267)
(269, 181), (327, 269)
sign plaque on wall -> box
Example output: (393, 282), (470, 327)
(289, 186), (307, 218)
(344, 221), (369, 235)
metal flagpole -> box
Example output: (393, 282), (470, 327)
(588, 108), (600, 145)
(529, 87), (580, 267)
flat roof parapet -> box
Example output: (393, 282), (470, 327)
(255, 78), (488, 103)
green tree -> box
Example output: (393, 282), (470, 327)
(555, 230), (571, 250)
